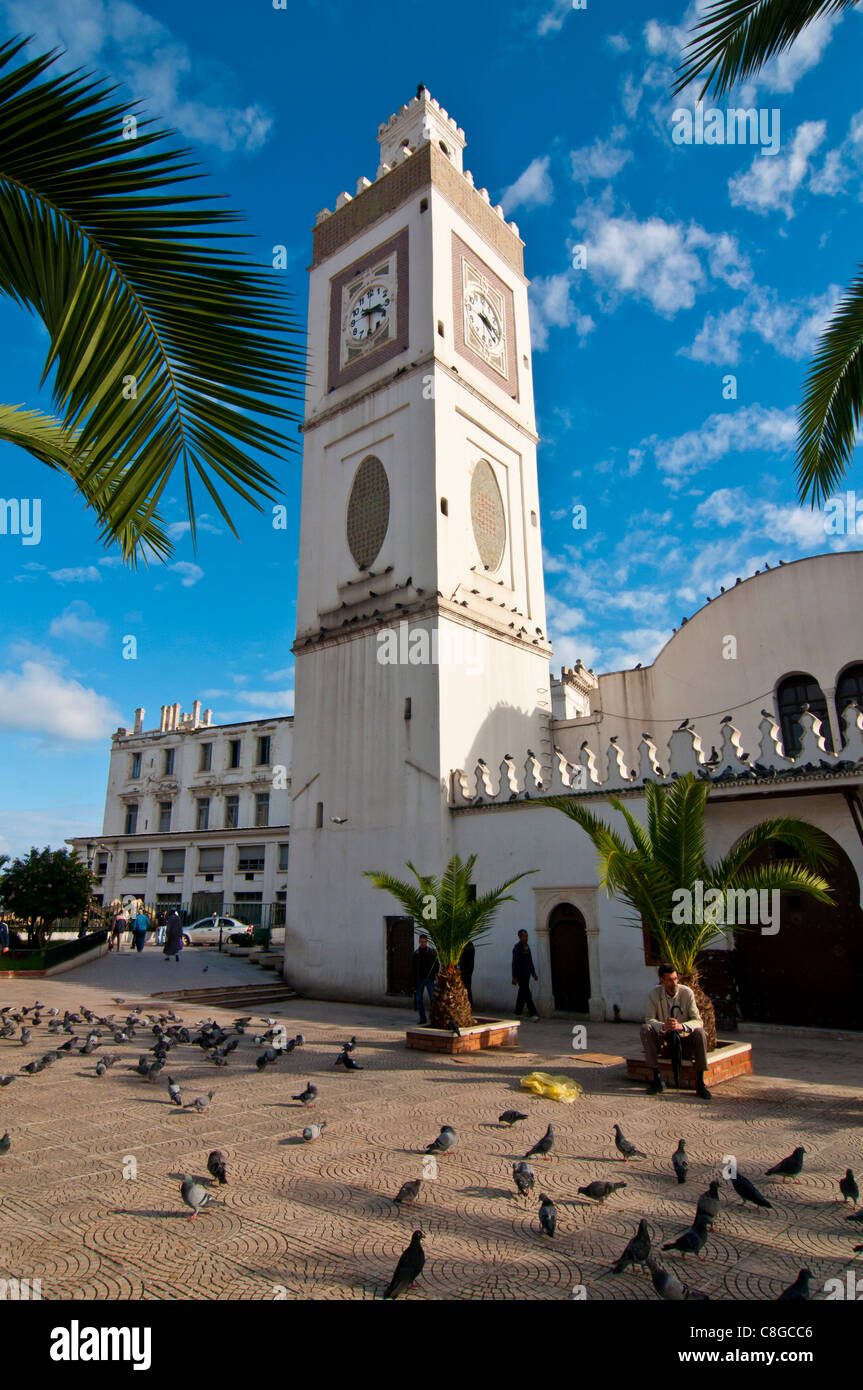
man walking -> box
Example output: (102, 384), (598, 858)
(413, 932), (439, 1025)
(512, 929), (539, 1020)
(0, 915), (10, 956)
(163, 909), (184, 963)
(132, 906), (149, 954)
(640, 963), (712, 1100)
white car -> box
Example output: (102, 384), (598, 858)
(181, 916), (251, 947)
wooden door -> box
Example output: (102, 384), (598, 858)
(386, 917), (415, 996)
(549, 903), (590, 1012)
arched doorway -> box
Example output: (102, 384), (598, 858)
(733, 833), (863, 1029)
(548, 903), (590, 1012)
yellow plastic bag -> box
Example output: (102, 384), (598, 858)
(519, 1071), (582, 1103)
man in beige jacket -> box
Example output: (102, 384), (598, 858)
(640, 963), (711, 1100)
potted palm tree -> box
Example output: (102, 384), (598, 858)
(365, 854), (534, 1047)
(544, 774), (835, 1051)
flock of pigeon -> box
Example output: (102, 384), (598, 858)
(1, 997), (861, 1299)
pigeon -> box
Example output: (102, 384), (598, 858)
(302, 1122), (326, 1142)
(426, 1125), (457, 1154)
(524, 1124), (553, 1160)
(663, 1212), (710, 1258)
(672, 1140), (688, 1185)
(335, 1051), (363, 1070)
(292, 1083), (317, 1107)
(95, 1059), (107, 1077)
(538, 1193), (557, 1237)
(499, 1110), (528, 1127)
(845, 1207), (863, 1224)
(0, 1132), (10, 1155)
(341, 1037), (357, 1053)
(513, 1161), (535, 1200)
(613, 1124), (645, 1162)
(696, 1180), (721, 1229)
(146, 1060), (164, 1084)
(647, 1256), (710, 1301)
(180, 1175), (211, 1219)
(20, 1026), (31, 1045)
(184, 1091), (215, 1113)
(21, 1059), (44, 1075)
(394, 1179), (421, 1208)
(207, 1150), (228, 1185)
(778, 1268), (812, 1301)
(766, 1146), (806, 1182)
(383, 1230), (425, 1299)
(840, 1169), (859, 1206)
(579, 1180), (627, 1204)
(731, 1174), (772, 1210)
(0, 1076), (17, 1087)
(613, 1219), (651, 1273)
(167, 1078), (182, 1107)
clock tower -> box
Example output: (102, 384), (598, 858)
(286, 88), (552, 1001)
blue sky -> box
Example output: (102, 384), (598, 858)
(0, 0), (861, 858)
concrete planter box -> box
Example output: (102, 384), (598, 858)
(406, 1017), (520, 1054)
(626, 1039), (754, 1089)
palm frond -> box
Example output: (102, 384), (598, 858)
(0, 36), (305, 555)
(710, 815), (837, 883)
(672, 0), (858, 100)
(795, 268), (863, 505)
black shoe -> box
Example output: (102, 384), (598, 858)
(696, 1081), (712, 1100)
(646, 1075), (665, 1095)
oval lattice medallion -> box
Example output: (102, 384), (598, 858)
(346, 455), (390, 571)
(470, 458), (506, 571)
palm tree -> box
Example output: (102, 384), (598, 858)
(365, 855), (535, 1028)
(544, 774), (834, 1047)
(673, 1), (863, 506)
(0, 36), (304, 562)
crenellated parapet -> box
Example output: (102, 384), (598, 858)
(449, 704), (863, 807)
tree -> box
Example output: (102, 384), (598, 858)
(673, 0), (863, 505)
(365, 855), (535, 1028)
(0, 36), (304, 562)
(0, 846), (92, 947)
(544, 774), (834, 1047)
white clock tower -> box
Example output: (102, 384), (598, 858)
(285, 88), (552, 1001)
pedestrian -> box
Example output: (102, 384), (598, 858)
(413, 932), (439, 1025)
(163, 909), (184, 963)
(110, 908), (127, 953)
(156, 910), (167, 946)
(511, 929), (539, 1020)
(0, 915), (10, 956)
(132, 906), (149, 953)
(459, 941), (475, 1006)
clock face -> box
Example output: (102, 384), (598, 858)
(466, 290), (502, 352)
(348, 284), (392, 343)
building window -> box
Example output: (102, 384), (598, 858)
(125, 853), (148, 875)
(237, 844), (265, 872)
(233, 891), (263, 926)
(228, 739), (241, 769)
(163, 748), (175, 776)
(198, 847), (224, 874)
(278, 842), (290, 872)
(158, 801), (172, 833)
(225, 795), (239, 829)
(161, 848), (185, 874)
(255, 793), (270, 828)
(130, 751), (142, 779)
(96, 854), (108, 878)
(777, 672), (834, 755)
(196, 798), (210, 831)
(124, 804), (138, 835)
(836, 663), (863, 740)
(199, 742), (213, 772)
(256, 735), (271, 766)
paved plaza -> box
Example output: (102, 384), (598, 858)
(1, 946), (862, 1300)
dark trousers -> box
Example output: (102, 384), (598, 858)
(133, 931), (146, 953)
(415, 977), (435, 1023)
(640, 1023), (709, 1071)
(514, 979), (537, 1016)
(461, 973), (473, 1005)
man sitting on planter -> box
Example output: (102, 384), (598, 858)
(640, 963), (711, 1100)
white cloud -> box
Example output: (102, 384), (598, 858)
(729, 120), (826, 217)
(0, 660), (122, 741)
(537, 0), (574, 37)
(575, 207), (751, 317)
(165, 514), (224, 542)
(649, 404), (798, 488)
(754, 11), (842, 93)
(528, 273), (595, 352)
(0, 0), (273, 153)
(570, 129), (633, 183)
(810, 110), (863, 196)
(49, 566), (102, 583)
(48, 601), (109, 645)
(169, 562), (204, 587)
(500, 155), (554, 215)
(606, 34), (631, 55)
(683, 284), (840, 364)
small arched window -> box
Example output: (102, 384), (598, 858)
(777, 672), (833, 755)
(836, 662), (863, 740)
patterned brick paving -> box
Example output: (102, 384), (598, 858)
(1, 952), (862, 1300)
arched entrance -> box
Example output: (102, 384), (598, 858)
(548, 903), (590, 1012)
(733, 833), (863, 1029)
